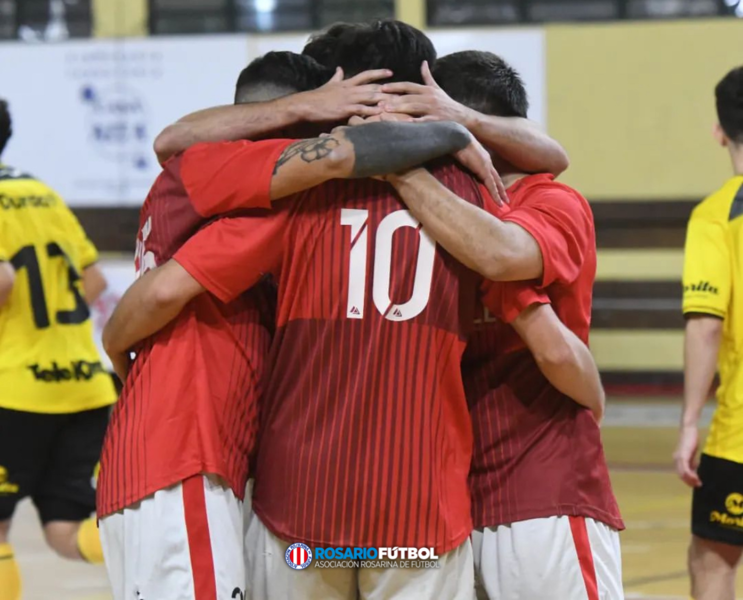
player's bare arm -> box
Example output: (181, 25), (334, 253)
(674, 314), (723, 488)
(82, 264), (107, 305)
(388, 167), (542, 281)
(102, 260), (204, 381)
(512, 303), (605, 421)
(154, 68), (394, 163)
(0, 261), (14, 307)
(381, 61), (569, 176)
(268, 120), (506, 202)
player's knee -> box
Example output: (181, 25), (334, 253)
(43, 521), (82, 560)
(0, 520), (10, 544)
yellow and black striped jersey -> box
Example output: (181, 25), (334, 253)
(0, 165), (116, 413)
(683, 175), (743, 463)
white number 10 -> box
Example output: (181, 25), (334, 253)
(340, 208), (436, 322)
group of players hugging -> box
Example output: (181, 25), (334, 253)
(97, 18), (624, 600)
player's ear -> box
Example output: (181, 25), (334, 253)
(713, 123), (728, 148)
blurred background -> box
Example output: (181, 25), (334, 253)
(1, 0), (742, 598)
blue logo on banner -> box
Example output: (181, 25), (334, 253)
(80, 84), (149, 171)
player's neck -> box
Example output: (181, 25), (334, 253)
(729, 145), (743, 176)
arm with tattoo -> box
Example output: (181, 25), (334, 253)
(265, 120), (486, 201)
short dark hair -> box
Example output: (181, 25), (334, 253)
(716, 66), (743, 144)
(433, 51), (529, 119)
(234, 51), (331, 104)
(0, 100), (11, 157)
(303, 19), (436, 84)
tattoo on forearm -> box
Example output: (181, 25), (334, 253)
(274, 137), (340, 174)
(344, 121), (471, 179)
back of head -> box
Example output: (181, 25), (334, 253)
(303, 19), (436, 84)
(433, 51), (529, 118)
(716, 66), (743, 145)
(0, 99), (11, 157)
(234, 51), (331, 104)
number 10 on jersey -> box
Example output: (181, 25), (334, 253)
(341, 208), (436, 323)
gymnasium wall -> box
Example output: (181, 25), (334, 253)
(544, 18), (743, 387)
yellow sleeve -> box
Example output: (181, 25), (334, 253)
(0, 213), (8, 262)
(58, 197), (99, 269)
(682, 212), (731, 318)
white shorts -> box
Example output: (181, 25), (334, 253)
(245, 513), (475, 600)
(472, 516), (624, 600)
(100, 474), (245, 600)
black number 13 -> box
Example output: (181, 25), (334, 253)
(10, 243), (90, 329)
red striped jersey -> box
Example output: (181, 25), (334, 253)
(96, 139), (290, 517)
(174, 160), (525, 553)
(463, 174), (624, 531)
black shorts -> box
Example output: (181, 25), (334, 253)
(692, 453), (743, 546)
(0, 405), (110, 524)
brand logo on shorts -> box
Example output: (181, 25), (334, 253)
(285, 543), (313, 570)
(726, 493), (743, 516)
(0, 466), (19, 495)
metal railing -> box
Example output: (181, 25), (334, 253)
(1, 0), (738, 40)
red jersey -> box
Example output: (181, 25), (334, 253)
(173, 154), (536, 552)
(463, 174), (624, 531)
(96, 139), (290, 517)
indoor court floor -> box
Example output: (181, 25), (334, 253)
(10, 399), (743, 600)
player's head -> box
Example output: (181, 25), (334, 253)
(714, 66), (743, 148)
(234, 51), (330, 104)
(0, 99), (11, 157)
(303, 19), (436, 84)
(433, 51), (529, 119)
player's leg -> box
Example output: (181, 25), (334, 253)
(473, 516), (624, 600)
(358, 538), (475, 600)
(689, 536), (742, 600)
(0, 519), (21, 600)
(244, 512), (356, 600)
(0, 407), (57, 600)
(33, 406), (110, 563)
(689, 453), (743, 600)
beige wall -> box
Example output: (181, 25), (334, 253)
(547, 19), (743, 200)
(93, 0), (148, 37)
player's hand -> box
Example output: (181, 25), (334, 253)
(454, 136), (508, 205)
(296, 68), (396, 122)
(674, 425), (702, 488)
(380, 61), (476, 127)
(110, 351), (131, 384)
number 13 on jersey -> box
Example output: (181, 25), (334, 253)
(341, 208), (436, 322)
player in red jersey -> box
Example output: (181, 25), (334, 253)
(103, 23), (602, 600)
(98, 52), (495, 600)
(384, 51), (624, 599)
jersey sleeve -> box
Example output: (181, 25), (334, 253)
(173, 208), (288, 304)
(682, 212), (730, 318)
(481, 279), (550, 324)
(59, 198), (99, 268)
(0, 213), (8, 262)
(502, 186), (593, 287)
(180, 139), (295, 217)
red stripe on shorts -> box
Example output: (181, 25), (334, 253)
(183, 476), (217, 600)
(569, 516), (599, 600)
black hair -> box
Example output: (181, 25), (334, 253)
(234, 51), (331, 104)
(303, 19), (436, 84)
(433, 51), (529, 119)
(0, 100), (11, 157)
(716, 66), (743, 144)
